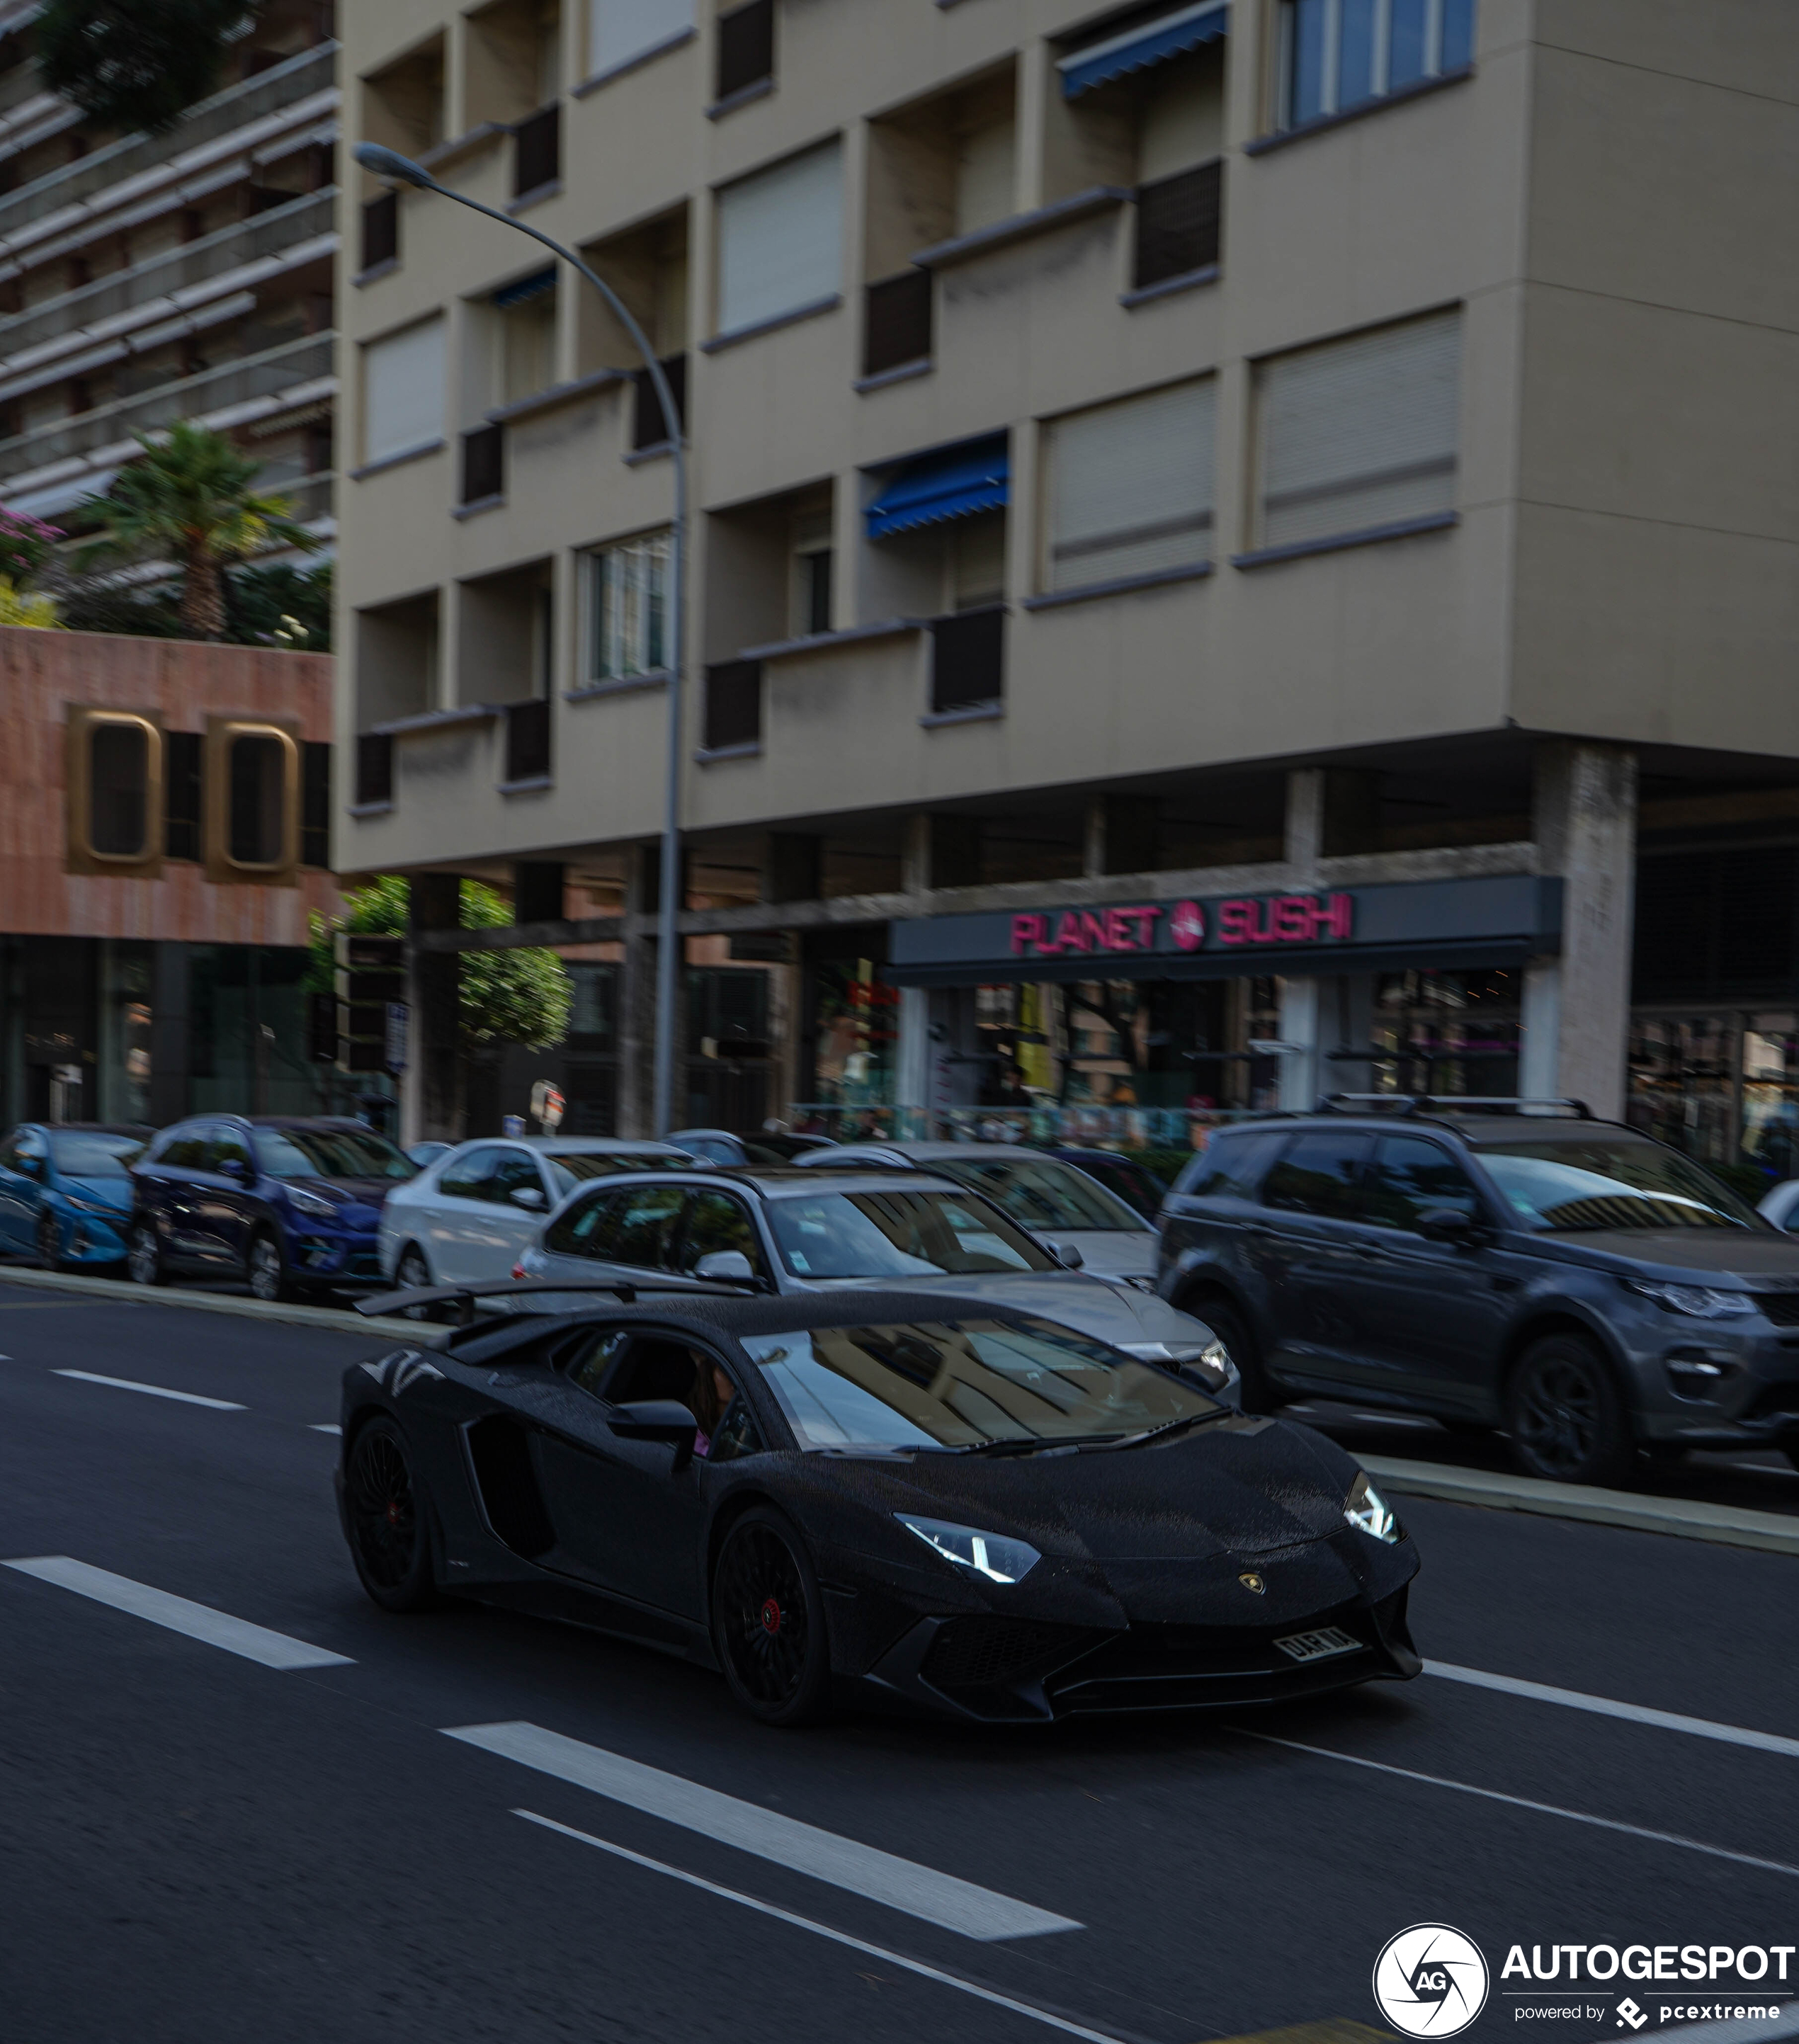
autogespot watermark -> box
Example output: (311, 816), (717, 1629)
(1376, 1930), (1798, 2033)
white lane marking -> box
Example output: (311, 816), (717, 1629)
(1426, 1659), (1799, 1762)
(1242, 1730), (1799, 1883)
(310, 1423), (341, 1434)
(446, 1722), (1079, 1941)
(52, 1368), (244, 1410)
(516, 1810), (1125, 2043)
(2, 1557), (353, 1669)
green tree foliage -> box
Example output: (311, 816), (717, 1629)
(78, 422), (322, 640)
(310, 877), (573, 1055)
(225, 562), (332, 651)
(37, 0), (251, 135)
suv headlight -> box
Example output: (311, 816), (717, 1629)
(897, 1515), (1040, 1584)
(1622, 1278), (1755, 1319)
(1119, 1339), (1235, 1392)
(1344, 1470), (1401, 1544)
(287, 1186), (337, 1220)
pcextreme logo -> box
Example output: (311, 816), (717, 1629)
(1374, 1924), (1492, 2037)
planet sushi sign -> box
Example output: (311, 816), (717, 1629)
(1005, 892), (1356, 959)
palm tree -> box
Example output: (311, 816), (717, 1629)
(79, 421), (322, 641)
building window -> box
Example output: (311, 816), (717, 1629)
(715, 140), (841, 337)
(88, 716), (154, 858)
(586, 530), (671, 681)
(715, 0), (773, 101)
(1254, 310), (1459, 551)
(301, 742), (330, 868)
(495, 267), (558, 404)
(589, 0), (693, 79)
(361, 314), (445, 467)
(792, 516), (832, 637)
(1281, 0), (1475, 129)
(1043, 378), (1215, 592)
(225, 729), (296, 869)
(1133, 160), (1222, 290)
(164, 730), (203, 860)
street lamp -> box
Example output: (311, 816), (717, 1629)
(354, 141), (688, 1137)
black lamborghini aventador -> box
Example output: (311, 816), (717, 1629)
(338, 1282), (1421, 1726)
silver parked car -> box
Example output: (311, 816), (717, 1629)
(796, 1140), (1162, 1284)
(380, 1136), (698, 1290)
(516, 1164), (1236, 1395)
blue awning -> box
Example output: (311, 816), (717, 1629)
(493, 266), (556, 308)
(866, 436), (1009, 540)
(1057, 0), (1229, 98)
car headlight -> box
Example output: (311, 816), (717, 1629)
(1119, 1273), (1159, 1294)
(897, 1515), (1040, 1584)
(1344, 1470), (1401, 1544)
(1622, 1278), (1755, 1319)
(287, 1187), (337, 1220)
(1118, 1339), (1235, 1392)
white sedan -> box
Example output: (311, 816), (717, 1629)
(379, 1136), (696, 1290)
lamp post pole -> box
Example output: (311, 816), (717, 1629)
(355, 143), (687, 1136)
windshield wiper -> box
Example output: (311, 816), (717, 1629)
(1096, 1411), (1226, 1451)
(941, 1433), (1121, 1457)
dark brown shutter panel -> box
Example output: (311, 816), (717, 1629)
(863, 269), (932, 377)
(1133, 159), (1222, 290)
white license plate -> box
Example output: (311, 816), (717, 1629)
(1274, 1626), (1363, 1664)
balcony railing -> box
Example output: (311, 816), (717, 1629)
(0, 331), (334, 481)
(1132, 159), (1222, 291)
(0, 188), (337, 362)
(355, 732), (393, 807)
(928, 606), (1004, 715)
(460, 422), (504, 504)
(504, 697), (551, 783)
(631, 352), (685, 451)
(512, 103), (560, 199)
(0, 42), (339, 250)
(703, 660), (761, 751)
(862, 270), (931, 378)
(360, 190), (397, 272)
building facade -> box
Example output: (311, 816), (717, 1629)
(0, 0), (337, 536)
(334, 0), (1799, 1183)
(0, 625), (338, 1126)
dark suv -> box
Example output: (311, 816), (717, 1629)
(1157, 1097), (1799, 1487)
(129, 1115), (416, 1301)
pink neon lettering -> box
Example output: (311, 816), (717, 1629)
(1054, 912), (1088, 953)
(1011, 914), (1046, 955)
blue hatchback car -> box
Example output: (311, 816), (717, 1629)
(128, 1115), (416, 1300)
(0, 1123), (150, 1270)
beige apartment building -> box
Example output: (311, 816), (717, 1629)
(335, 0), (1799, 1179)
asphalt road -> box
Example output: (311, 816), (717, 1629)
(4, 1281), (1798, 2044)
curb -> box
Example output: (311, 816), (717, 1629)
(0, 1261), (425, 1343)
(1361, 1450), (1799, 1558)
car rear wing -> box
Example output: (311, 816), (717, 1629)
(356, 1273), (759, 1329)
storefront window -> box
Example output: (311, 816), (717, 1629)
(808, 957), (897, 1112)
(1742, 1015), (1799, 1183)
(190, 946), (322, 1115)
(1628, 1011), (1799, 1195)
(1369, 970), (1521, 1097)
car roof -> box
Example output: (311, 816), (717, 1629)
(1275, 1109), (1643, 1147)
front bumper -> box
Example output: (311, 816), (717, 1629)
(53, 1203), (130, 1265)
(1626, 1319), (1799, 1447)
(285, 1226), (387, 1288)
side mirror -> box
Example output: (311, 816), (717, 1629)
(1417, 1207), (1477, 1245)
(220, 1156), (249, 1181)
(509, 1185), (546, 1210)
(695, 1248), (754, 1282)
(1045, 1239), (1084, 1270)
(610, 1398), (699, 1472)
(16, 1153), (42, 1178)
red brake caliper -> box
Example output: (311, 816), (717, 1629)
(759, 1596), (782, 1636)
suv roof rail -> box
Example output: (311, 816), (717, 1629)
(1315, 1092), (1592, 1120)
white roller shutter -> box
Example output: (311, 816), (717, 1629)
(1257, 310), (1460, 550)
(589, 0), (693, 79)
(716, 141), (842, 338)
(363, 316), (444, 466)
(1044, 377), (1215, 591)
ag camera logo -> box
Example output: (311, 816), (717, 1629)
(1374, 1924), (1491, 2037)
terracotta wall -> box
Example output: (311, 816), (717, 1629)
(0, 626), (339, 943)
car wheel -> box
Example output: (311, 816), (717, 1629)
(711, 1507), (832, 1727)
(1194, 1297), (1279, 1414)
(1504, 1334), (1634, 1488)
(35, 1209), (64, 1273)
(246, 1231), (290, 1304)
(127, 1220), (166, 1287)
(395, 1244), (439, 1320)
(344, 1416), (441, 1613)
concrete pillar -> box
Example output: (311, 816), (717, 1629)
(1522, 741), (1638, 1117)
(406, 874), (462, 1145)
(895, 987), (931, 1127)
(1084, 795), (1157, 878)
(615, 844), (659, 1137)
(1276, 769), (1327, 1108)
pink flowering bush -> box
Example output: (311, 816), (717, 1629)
(0, 506), (64, 584)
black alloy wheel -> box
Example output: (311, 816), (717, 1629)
(35, 1209), (64, 1272)
(127, 1219), (166, 1286)
(1505, 1333), (1634, 1488)
(1196, 1297), (1279, 1414)
(246, 1231), (290, 1304)
(711, 1507), (832, 1727)
(345, 1416), (439, 1612)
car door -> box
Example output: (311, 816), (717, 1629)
(0, 1128), (44, 1248)
(530, 1323), (735, 1620)
(426, 1145), (506, 1281)
(671, 1188), (773, 1286)
(475, 1148), (555, 1276)
(203, 1125), (259, 1268)
(1253, 1130), (1377, 1392)
(1343, 1132), (1517, 1412)
(156, 1125), (222, 1264)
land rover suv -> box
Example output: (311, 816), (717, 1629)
(1156, 1098), (1799, 1487)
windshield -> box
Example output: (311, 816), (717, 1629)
(765, 1189), (1057, 1279)
(939, 1154), (1147, 1232)
(545, 1151), (683, 1194)
(252, 1127), (416, 1181)
(741, 1317), (1218, 1450)
(46, 1131), (142, 1177)
(1478, 1140), (1763, 1232)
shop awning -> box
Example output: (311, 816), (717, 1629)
(1057, 0), (1230, 99)
(866, 436), (1009, 540)
(493, 266), (556, 308)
